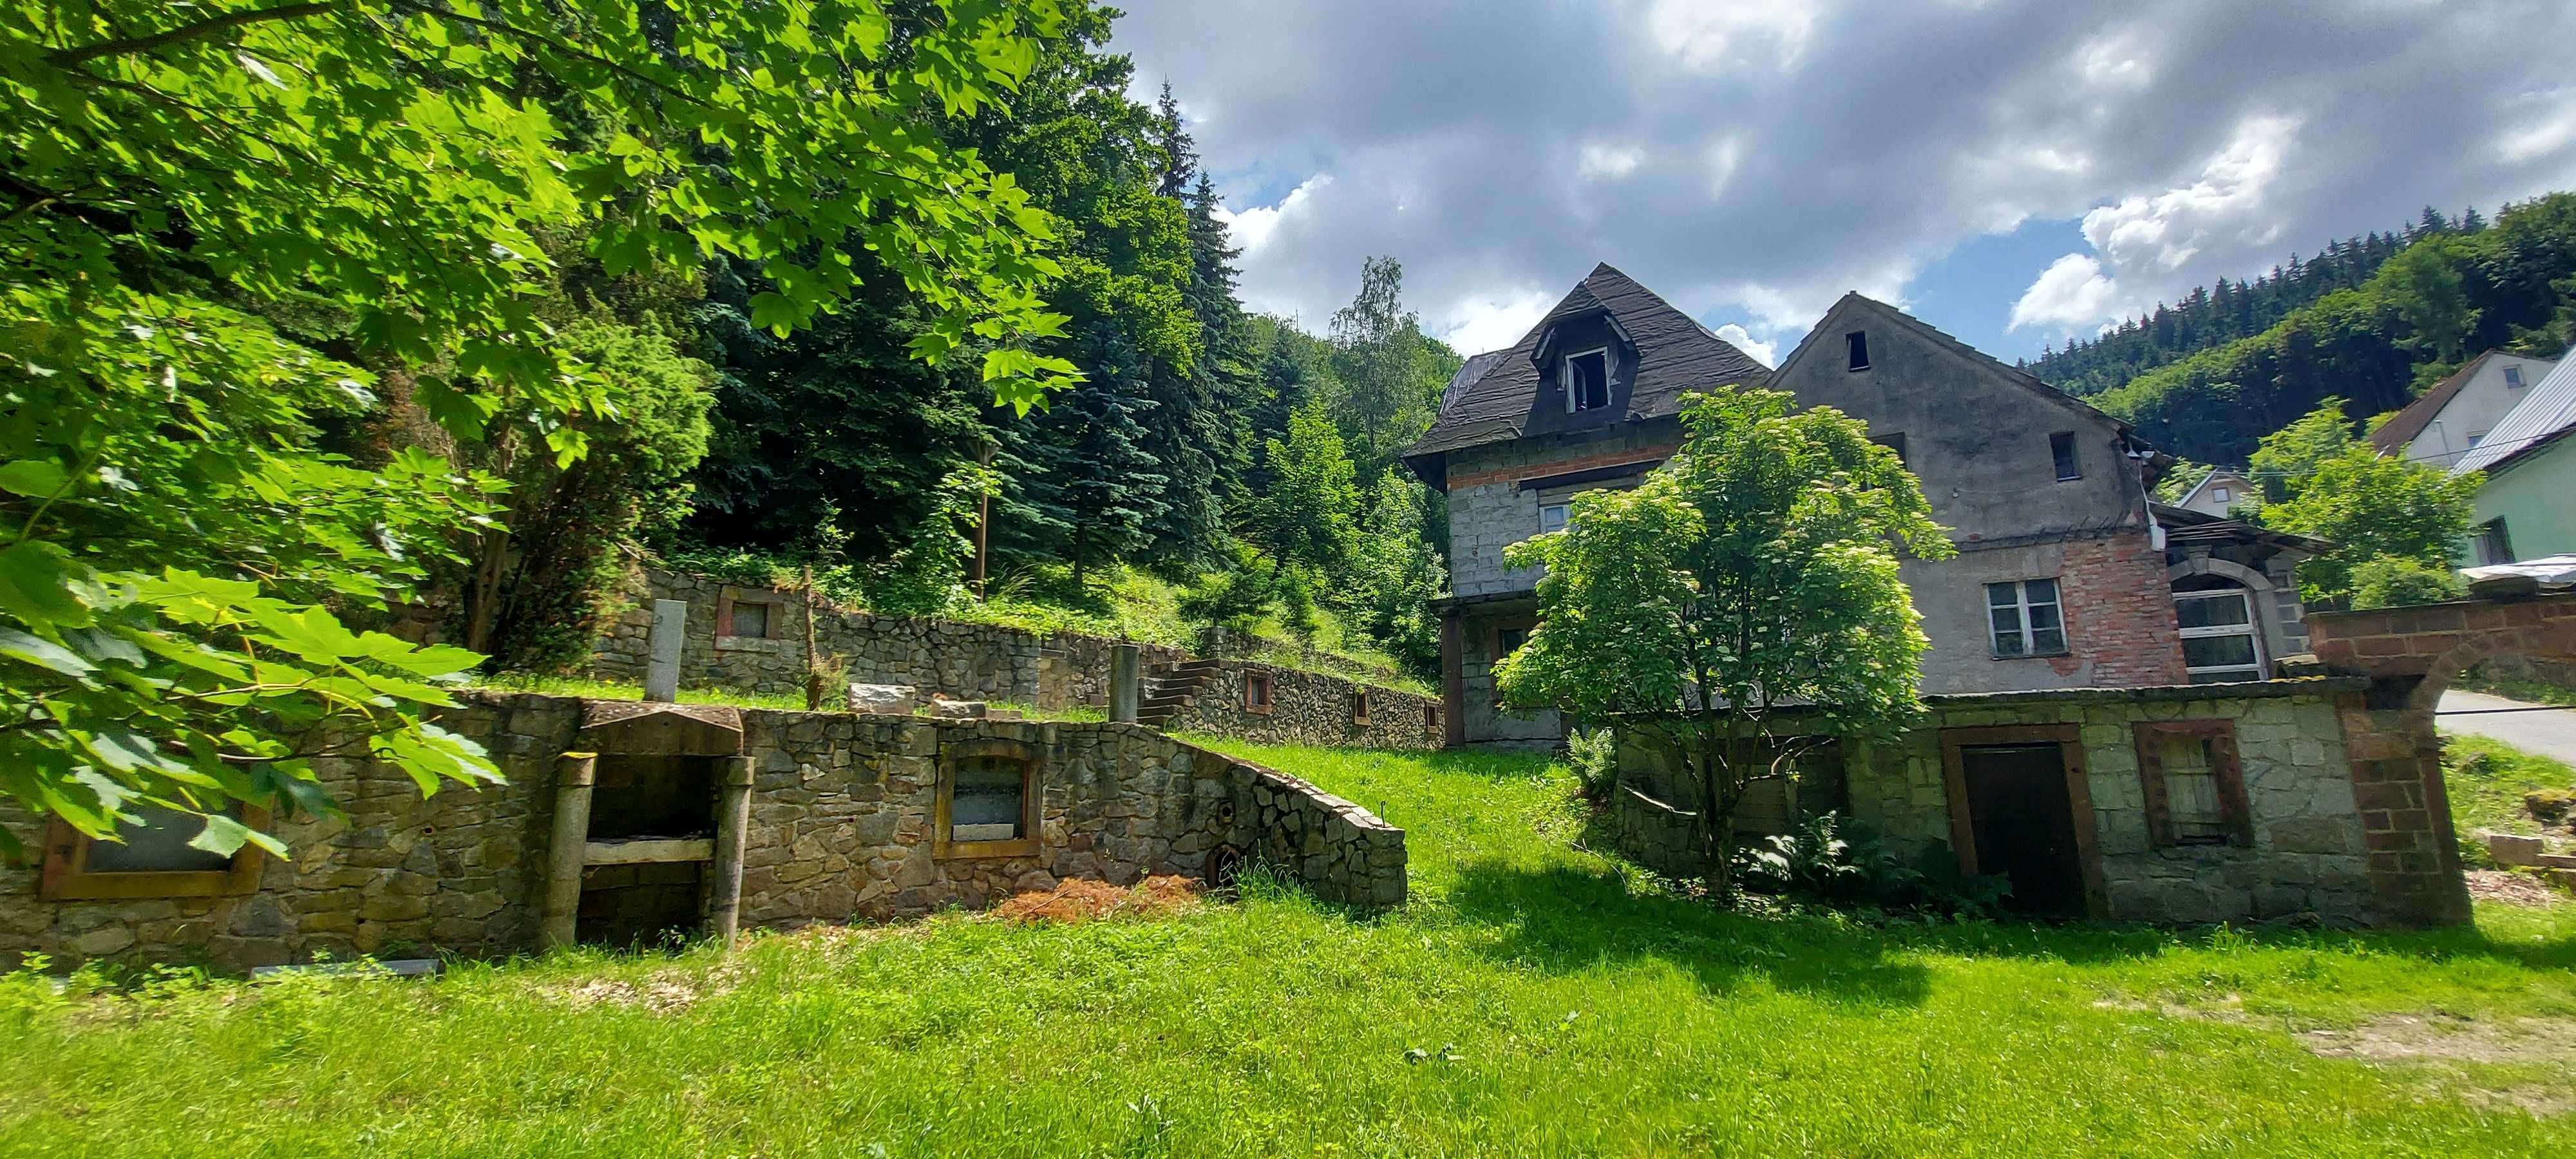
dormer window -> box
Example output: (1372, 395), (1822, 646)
(1562, 347), (1611, 412)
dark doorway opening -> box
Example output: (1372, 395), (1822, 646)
(579, 754), (717, 947)
(1958, 742), (2087, 916)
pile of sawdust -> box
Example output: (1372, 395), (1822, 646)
(989, 874), (1202, 924)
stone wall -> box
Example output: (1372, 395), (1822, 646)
(1603, 682), (2400, 925)
(590, 569), (1190, 708)
(1159, 662), (1443, 750)
(1, 693), (1405, 972)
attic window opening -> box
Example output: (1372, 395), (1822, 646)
(1844, 331), (1870, 371)
(1564, 348), (1611, 413)
(1539, 502), (1569, 534)
(2049, 432), (2081, 481)
(1871, 432), (1907, 467)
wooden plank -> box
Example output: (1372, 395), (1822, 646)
(583, 838), (714, 865)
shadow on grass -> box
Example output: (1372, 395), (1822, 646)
(1444, 859), (1933, 1006)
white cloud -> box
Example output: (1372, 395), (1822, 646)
(1578, 142), (1645, 180)
(2498, 90), (2576, 164)
(1214, 173), (1332, 256)
(1642, 0), (1830, 74)
(2078, 113), (2298, 274)
(2009, 253), (2124, 330)
(1437, 286), (1556, 355)
(1714, 323), (1777, 368)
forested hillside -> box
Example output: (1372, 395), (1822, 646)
(2023, 209), (2482, 398)
(2076, 195), (2576, 466)
(665, 7), (1460, 677)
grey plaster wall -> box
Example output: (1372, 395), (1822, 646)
(1444, 420), (1680, 599)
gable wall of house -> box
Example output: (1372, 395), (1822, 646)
(2470, 437), (2576, 563)
(1769, 306), (2186, 693)
(2398, 353), (2555, 470)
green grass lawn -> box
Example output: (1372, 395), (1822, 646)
(6, 743), (2575, 1155)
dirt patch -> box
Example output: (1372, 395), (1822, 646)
(2299, 1012), (2576, 1066)
(989, 875), (1203, 924)
(2465, 870), (2563, 907)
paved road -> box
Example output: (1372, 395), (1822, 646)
(2435, 688), (2576, 764)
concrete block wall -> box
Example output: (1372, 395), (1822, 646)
(1443, 426), (1680, 599)
(1, 693), (1408, 972)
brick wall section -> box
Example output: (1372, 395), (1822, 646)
(592, 569), (1190, 708)
(1, 693), (1406, 972)
(2050, 531), (2192, 686)
(1159, 662), (1442, 749)
(2297, 594), (2576, 926)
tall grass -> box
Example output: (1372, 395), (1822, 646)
(5, 743), (2573, 1154)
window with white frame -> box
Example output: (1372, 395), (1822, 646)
(1562, 348), (1611, 412)
(1539, 502), (1569, 533)
(2175, 586), (2264, 683)
(1986, 579), (2065, 657)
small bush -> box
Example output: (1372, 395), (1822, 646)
(2349, 555), (2465, 609)
(1732, 813), (2013, 916)
(1566, 726), (1618, 799)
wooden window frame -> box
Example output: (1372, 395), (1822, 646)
(1985, 578), (2067, 659)
(1352, 689), (1370, 726)
(1937, 724), (2108, 918)
(39, 807), (272, 901)
(714, 585), (783, 642)
(1562, 346), (1612, 413)
(1244, 670), (1275, 715)
(2131, 720), (2253, 849)
(934, 739), (1041, 860)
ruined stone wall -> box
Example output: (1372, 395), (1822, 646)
(0, 693), (1406, 972)
(589, 569), (1189, 708)
(1164, 663), (1443, 750)
(1605, 683), (2393, 925)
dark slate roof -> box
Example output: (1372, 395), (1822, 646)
(1402, 263), (1770, 464)
(2371, 350), (2498, 455)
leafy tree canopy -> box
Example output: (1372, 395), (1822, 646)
(0, 0), (1077, 852)
(2251, 400), (2480, 606)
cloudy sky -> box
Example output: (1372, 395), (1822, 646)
(1109, 0), (2576, 366)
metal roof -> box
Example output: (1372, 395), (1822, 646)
(2449, 352), (2576, 476)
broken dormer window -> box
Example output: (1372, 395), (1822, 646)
(1563, 348), (1611, 413)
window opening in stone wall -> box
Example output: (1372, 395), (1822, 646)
(1845, 331), (1870, 370)
(1425, 704), (1440, 731)
(1986, 579), (2065, 657)
(1495, 627), (1529, 657)
(728, 599), (772, 639)
(2175, 587), (2264, 683)
(39, 803), (268, 900)
(949, 756), (1028, 842)
(2133, 721), (2251, 849)
(2049, 431), (2081, 480)
(1245, 670), (1274, 711)
(1352, 690), (1370, 724)
(1563, 348), (1610, 412)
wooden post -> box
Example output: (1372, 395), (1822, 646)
(708, 755), (755, 948)
(540, 752), (598, 951)
(802, 564), (824, 711)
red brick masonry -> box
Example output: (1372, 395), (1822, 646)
(2050, 530), (2192, 686)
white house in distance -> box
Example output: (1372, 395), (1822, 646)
(2170, 468), (2259, 518)
(2370, 350), (2559, 469)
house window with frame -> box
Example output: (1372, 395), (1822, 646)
(2175, 587), (2264, 683)
(1494, 627), (1529, 659)
(39, 804), (269, 901)
(1986, 579), (2066, 657)
(1244, 670), (1274, 713)
(2506, 364), (2526, 388)
(1870, 432), (1907, 466)
(2211, 485), (2230, 504)
(1538, 502), (1570, 534)
(1845, 331), (1870, 371)
(1562, 348), (1611, 412)
(2474, 518), (2515, 566)
(2132, 721), (2251, 848)
(2049, 432), (2081, 481)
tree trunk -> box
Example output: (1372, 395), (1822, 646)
(461, 426), (519, 657)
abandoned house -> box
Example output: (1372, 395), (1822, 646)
(1403, 267), (2323, 747)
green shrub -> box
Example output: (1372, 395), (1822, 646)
(1566, 726), (1619, 799)
(2349, 554), (2465, 608)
